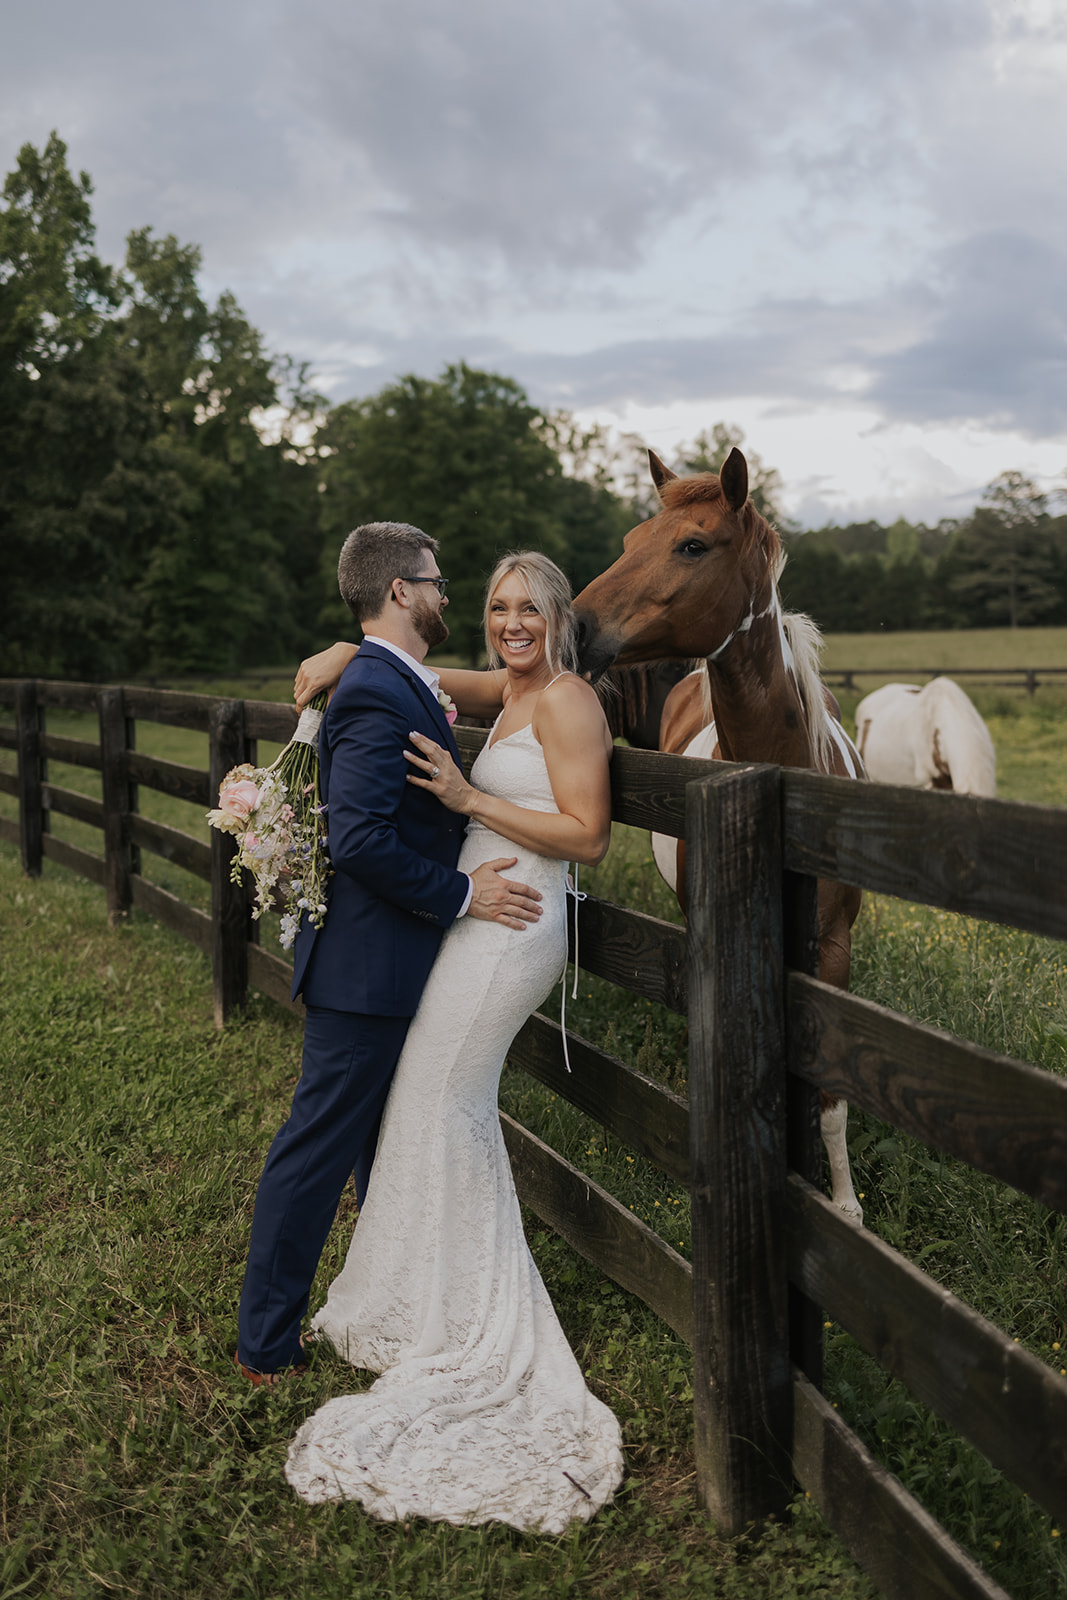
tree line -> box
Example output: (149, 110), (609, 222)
(779, 471), (1067, 635)
(3, 135), (1065, 681)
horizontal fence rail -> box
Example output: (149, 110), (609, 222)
(787, 1177), (1067, 1523)
(789, 973), (1067, 1212)
(782, 771), (1067, 942)
(826, 666), (1067, 695)
(2, 678), (1066, 1600)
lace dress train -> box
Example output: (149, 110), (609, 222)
(284, 727), (624, 1532)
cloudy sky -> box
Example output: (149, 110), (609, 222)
(3, 0), (1066, 526)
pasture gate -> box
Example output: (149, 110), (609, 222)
(2, 677), (1066, 1600)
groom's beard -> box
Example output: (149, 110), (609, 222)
(413, 594), (449, 651)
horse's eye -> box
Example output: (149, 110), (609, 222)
(679, 539), (708, 557)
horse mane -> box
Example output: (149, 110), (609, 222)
(598, 660), (700, 743)
(675, 481), (837, 774)
(597, 663), (652, 736)
(782, 607), (837, 774)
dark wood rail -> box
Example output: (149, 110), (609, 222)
(827, 666), (1067, 695)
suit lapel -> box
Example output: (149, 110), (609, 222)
(360, 641), (461, 763)
(411, 673), (462, 763)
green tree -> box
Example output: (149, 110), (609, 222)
(126, 229), (322, 672)
(538, 413), (631, 592)
(317, 364), (575, 662)
(949, 472), (1061, 628)
(0, 135), (164, 676)
(779, 525), (937, 632)
(1, 135), (322, 678)
(674, 422), (792, 527)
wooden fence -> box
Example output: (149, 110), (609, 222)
(2, 676), (1066, 1600)
(826, 666), (1067, 695)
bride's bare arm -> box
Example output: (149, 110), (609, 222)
(294, 642), (358, 706)
(406, 677), (612, 866)
(437, 666), (508, 719)
(295, 646), (508, 719)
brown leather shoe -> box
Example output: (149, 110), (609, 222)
(233, 1351), (308, 1387)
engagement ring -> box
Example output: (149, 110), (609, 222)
(431, 765), (440, 778)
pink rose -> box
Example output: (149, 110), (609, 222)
(217, 778), (260, 821)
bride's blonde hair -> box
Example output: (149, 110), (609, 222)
(483, 552), (578, 678)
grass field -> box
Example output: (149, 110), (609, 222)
(1, 843), (880, 1600)
(820, 626), (1067, 673)
(2, 638), (1067, 1598)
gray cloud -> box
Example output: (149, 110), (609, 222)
(867, 231), (1067, 433)
(299, 223), (1066, 443)
(3, 0), (1066, 485)
(275, 0), (978, 273)
(3, 0), (984, 273)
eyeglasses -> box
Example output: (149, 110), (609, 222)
(400, 575), (449, 595)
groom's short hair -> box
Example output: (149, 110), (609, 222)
(338, 521), (439, 622)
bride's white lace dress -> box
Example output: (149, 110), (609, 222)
(285, 724), (624, 1532)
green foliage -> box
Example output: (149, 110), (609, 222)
(5, 132), (1066, 683)
(123, 232), (323, 674)
(947, 472), (1064, 629)
(0, 135), (149, 677)
(0, 135), (323, 680)
(674, 422), (792, 529)
(782, 485), (1067, 636)
(316, 364), (628, 661)
(779, 521), (956, 633)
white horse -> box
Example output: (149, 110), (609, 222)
(854, 678), (996, 797)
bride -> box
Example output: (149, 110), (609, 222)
(284, 552), (624, 1533)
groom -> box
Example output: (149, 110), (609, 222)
(235, 520), (543, 1384)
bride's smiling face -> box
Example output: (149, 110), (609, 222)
(488, 572), (549, 679)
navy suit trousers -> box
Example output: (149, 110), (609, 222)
(236, 1006), (411, 1374)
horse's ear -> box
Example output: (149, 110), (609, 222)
(720, 447), (748, 511)
(648, 449), (677, 499)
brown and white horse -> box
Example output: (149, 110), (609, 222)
(574, 447), (865, 1221)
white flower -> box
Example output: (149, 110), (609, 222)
(437, 689), (457, 725)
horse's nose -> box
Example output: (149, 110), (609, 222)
(574, 610), (616, 681)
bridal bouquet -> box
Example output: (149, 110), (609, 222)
(206, 691), (331, 950)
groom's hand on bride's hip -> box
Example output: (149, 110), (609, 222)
(467, 859), (543, 930)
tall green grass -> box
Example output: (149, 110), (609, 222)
(1, 844), (879, 1600)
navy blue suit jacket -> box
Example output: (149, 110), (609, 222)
(291, 642), (470, 1014)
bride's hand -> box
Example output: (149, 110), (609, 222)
(294, 641), (358, 707)
(405, 734), (477, 815)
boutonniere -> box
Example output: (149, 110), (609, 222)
(437, 689), (458, 725)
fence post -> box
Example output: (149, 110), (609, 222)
(15, 680), (45, 877)
(687, 764), (792, 1534)
(782, 868), (824, 1390)
(209, 699), (250, 1026)
(98, 687), (136, 924)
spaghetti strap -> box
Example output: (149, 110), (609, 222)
(488, 674), (569, 751)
